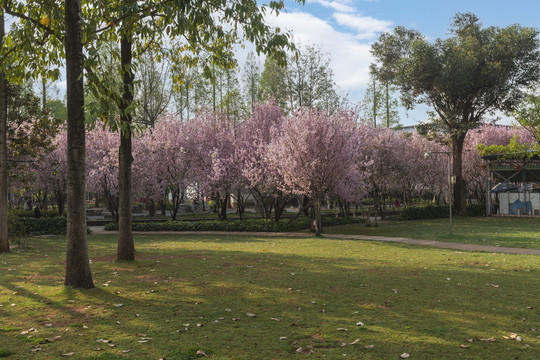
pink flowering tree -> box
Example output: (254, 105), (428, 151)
(237, 100), (288, 220)
(268, 108), (359, 235)
(191, 111), (246, 220)
(86, 127), (120, 221)
(33, 130), (69, 214)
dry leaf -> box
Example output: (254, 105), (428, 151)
(349, 339), (360, 345)
(122, 350), (131, 353)
(196, 350), (209, 358)
(400, 353), (410, 359)
(31, 347), (42, 352)
(365, 345), (375, 349)
(94, 348), (102, 351)
(46, 336), (62, 342)
(62, 352), (75, 356)
(503, 333), (522, 342)
(336, 328), (348, 331)
(465, 338), (474, 343)
(460, 344), (469, 348)
(296, 346), (314, 354)
(246, 313), (257, 317)
(279, 336), (287, 340)
(476, 336), (496, 342)
(21, 328), (36, 335)
(271, 318), (280, 321)
(356, 321), (365, 326)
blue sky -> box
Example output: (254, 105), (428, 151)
(263, 0), (540, 125)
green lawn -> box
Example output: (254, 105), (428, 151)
(323, 216), (540, 249)
(1, 233), (539, 359)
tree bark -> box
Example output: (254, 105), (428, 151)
(64, 0), (94, 288)
(313, 196), (322, 236)
(451, 133), (467, 216)
(117, 33), (135, 261)
(0, 10), (9, 253)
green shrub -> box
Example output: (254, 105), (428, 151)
(0, 349), (14, 358)
(104, 216), (363, 232)
(11, 209), (65, 218)
(20, 217), (67, 235)
(400, 203), (485, 220)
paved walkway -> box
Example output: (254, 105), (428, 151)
(91, 228), (540, 256)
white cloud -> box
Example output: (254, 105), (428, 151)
(333, 12), (393, 39)
(307, 0), (355, 13)
(266, 11), (374, 97)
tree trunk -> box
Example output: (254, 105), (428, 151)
(313, 196), (322, 236)
(64, 0), (94, 288)
(451, 133), (467, 216)
(117, 33), (135, 261)
(0, 10), (8, 253)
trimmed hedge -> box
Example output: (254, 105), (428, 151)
(104, 216), (364, 232)
(400, 203), (485, 220)
(12, 209), (65, 218)
(19, 217), (68, 235)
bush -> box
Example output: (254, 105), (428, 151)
(20, 217), (67, 235)
(104, 216), (364, 232)
(400, 203), (486, 220)
(11, 209), (65, 218)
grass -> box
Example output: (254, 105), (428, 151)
(323, 216), (540, 249)
(0, 233), (539, 359)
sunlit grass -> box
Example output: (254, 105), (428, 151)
(0, 233), (539, 359)
(323, 216), (540, 249)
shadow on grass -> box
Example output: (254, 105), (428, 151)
(1, 234), (540, 359)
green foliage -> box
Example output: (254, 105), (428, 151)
(165, 348), (206, 360)
(19, 217), (67, 235)
(11, 209), (65, 218)
(104, 216), (364, 232)
(477, 134), (539, 159)
(400, 203), (485, 220)
(0, 349), (14, 358)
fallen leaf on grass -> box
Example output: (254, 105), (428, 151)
(113, 304), (123, 307)
(400, 353), (410, 359)
(197, 350), (208, 358)
(460, 344), (469, 348)
(62, 352), (75, 356)
(365, 345), (375, 349)
(279, 336), (287, 340)
(94, 348), (102, 351)
(21, 328), (36, 335)
(336, 328), (348, 331)
(31, 347), (42, 352)
(356, 321), (365, 326)
(122, 350), (131, 353)
(296, 346), (313, 354)
(465, 338), (474, 343)
(475, 336), (496, 342)
(46, 336), (62, 342)
(246, 313), (257, 317)
(503, 333), (522, 342)
(349, 339), (360, 345)
(271, 318), (280, 321)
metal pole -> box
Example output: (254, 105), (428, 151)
(448, 153), (452, 235)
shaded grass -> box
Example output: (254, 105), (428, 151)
(0, 233), (539, 359)
(323, 216), (540, 249)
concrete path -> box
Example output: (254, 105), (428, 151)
(91, 229), (540, 256)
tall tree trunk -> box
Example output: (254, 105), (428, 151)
(117, 33), (135, 261)
(0, 10), (9, 253)
(64, 0), (94, 288)
(451, 133), (467, 216)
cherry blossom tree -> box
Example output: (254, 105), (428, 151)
(268, 107), (359, 235)
(86, 127), (120, 221)
(237, 100), (287, 220)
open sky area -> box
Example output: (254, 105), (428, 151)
(262, 0), (540, 125)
